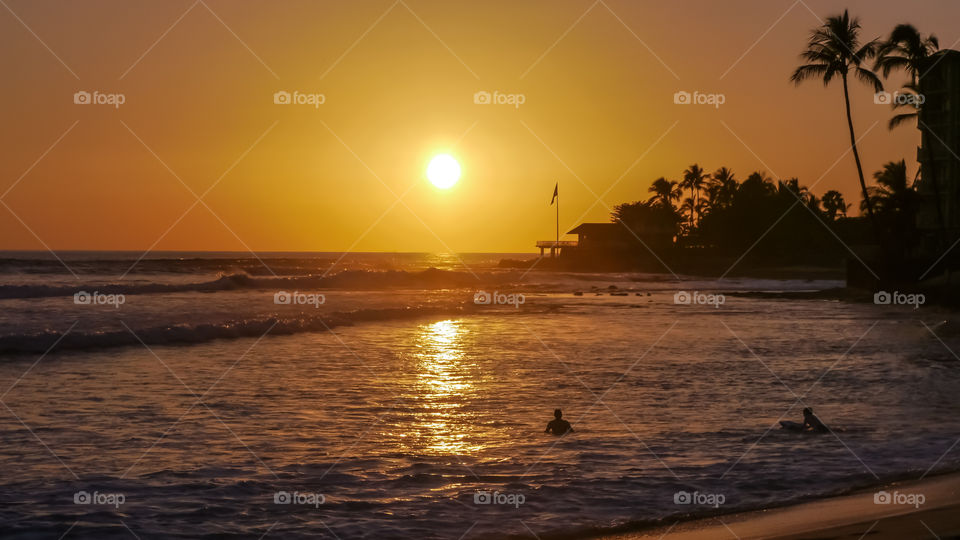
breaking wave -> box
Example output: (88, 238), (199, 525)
(0, 306), (464, 354)
(0, 269), (522, 300)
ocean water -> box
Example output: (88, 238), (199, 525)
(1, 251), (958, 539)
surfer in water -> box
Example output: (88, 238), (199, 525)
(802, 407), (829, 433)
(545, 409), (573, 435)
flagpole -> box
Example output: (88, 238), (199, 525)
(555, 183), (559, 258)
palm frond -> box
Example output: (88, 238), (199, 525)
(854, 39), (881, 63)
(854, 66), (883, 92)
(791, 63), (832, 85)
(875, 55), (910, 77)
(888, 112), (918, 130)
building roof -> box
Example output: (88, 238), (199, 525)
(929, 49), (960, 61)
(567, 223), (622, 235)
(921, 49), (960, 75)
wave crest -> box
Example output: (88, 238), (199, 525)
(0, 306), (462, 354)
(0, 269), (509, 300)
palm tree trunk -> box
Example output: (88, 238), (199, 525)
(842, 72), (882, 245)
(697, 186), (703, 227)
(693, 188), (698, 227)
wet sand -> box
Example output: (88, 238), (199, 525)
(604, 472), (960, 540)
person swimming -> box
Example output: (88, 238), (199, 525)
(545, 409), (573, 435)
(802, 407), (829, 433)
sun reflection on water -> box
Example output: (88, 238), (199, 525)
(406, 319), (483, 455)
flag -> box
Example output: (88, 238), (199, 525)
(550, 183), (558, 205)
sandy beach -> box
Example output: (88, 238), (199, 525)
(605, 472), (960, 540)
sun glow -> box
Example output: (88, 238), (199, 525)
(426, 154), (461, 189)
(406, 319), (483, 455)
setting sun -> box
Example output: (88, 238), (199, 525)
(426, 154), (461, 189)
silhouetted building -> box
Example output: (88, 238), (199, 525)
(562, 221), (675, 253)
(567, 223), (631, 251)
(533, 221), (675, 270)
(535, 224), (625, 259)
(917, 49), (960, 252)
(548, 223), (631, 269)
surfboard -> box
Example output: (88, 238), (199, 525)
(780, 420), (805, 432)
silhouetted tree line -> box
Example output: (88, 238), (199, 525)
(612, 166), (861, 262)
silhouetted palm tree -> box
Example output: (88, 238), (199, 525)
(875, 24), (939, 83)
(611, 200), (681, 246)
(679, 197), (696, 230)
(737, 172), (776, 203)
(707, 167), (737, 210)
(791, 10), (883, 240)
(680, 164), (708, 226)
(647, 177), (681, 210)
(875, 24), (939, 129)
(822, 190), (849, 220)
(779, 178), (815, 206)
(863, 159), (916, 216)
(862, 160), (919, 256)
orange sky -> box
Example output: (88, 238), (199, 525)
(2, 0), (959, 253)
